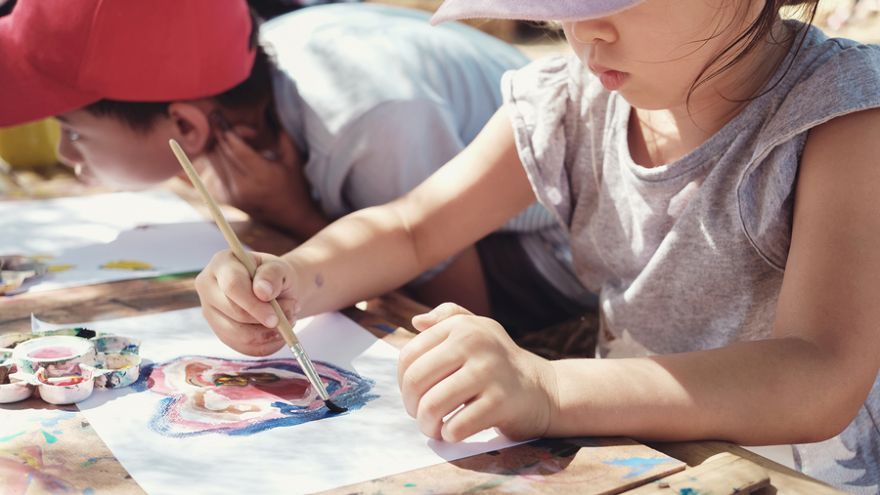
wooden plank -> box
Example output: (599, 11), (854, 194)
(624, 453), (768, 494)
(320, 438), (685, 495)
(0, 180), (297, 335)
(647, 441), (846, 494)
(0, 404), (146, 494)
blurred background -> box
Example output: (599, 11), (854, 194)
(0, 0), (877, 193)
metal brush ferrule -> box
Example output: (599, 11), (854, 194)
(290, 343), (330, 401)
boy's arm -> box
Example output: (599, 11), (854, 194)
(204, 130), (330, 239)
(545, 108), (880, 445)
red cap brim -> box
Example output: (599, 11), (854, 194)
(0, 16), (100, 127)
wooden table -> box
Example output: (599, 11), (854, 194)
(0, 177), (842, 494)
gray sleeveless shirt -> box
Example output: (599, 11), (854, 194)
(502, 22), (880, 492)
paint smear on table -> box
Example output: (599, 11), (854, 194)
(100, 260), (155, 271)
(0, 409), (128, 494)
(0, 190), (229, 294)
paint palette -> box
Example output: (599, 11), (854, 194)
(0, 326), (98, 350)
(0, 254), (48, 295)
(0, 361), (33, 404)
(2, 329), (142, 404)
(13, 335), (96, 376)
(33, 365), (96, 405)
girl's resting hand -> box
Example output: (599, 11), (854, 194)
(398, 303), (559, 442)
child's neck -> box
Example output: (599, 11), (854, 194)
(629, 20), (792, 168)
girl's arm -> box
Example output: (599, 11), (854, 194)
(398, 108), (880, 446)
(195, 107), (537, 355)
(546, 107), (880, 444)
(283, 107), (534, 315)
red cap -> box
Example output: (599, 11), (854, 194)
(0, 0), (256, 127)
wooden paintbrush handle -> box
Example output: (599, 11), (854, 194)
(169, 139), (301, 347)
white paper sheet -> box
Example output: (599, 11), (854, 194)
(1, 190), (229, 293)
(54, 308), (518, 495)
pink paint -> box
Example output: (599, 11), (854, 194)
(28, 346), (75, 360)
(0, 445), (77, 493)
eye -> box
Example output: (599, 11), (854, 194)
(63, 128), (82, 142)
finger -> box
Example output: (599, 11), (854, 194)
(201, 304), (284, 357)
(252, 257), (295, 301)
(211, 251), (279, 327)
(397, 321), (454, 387)
(276, 131), (299, 169)
(204, 147), (241, 203)
(230, 124), (258, 140)
(214, 132), (248, 176)
(416, 368), (483, 440)
(399, 338), (466, 417)
(222, 130), (267, 166)
(251, 255), (300, 322)
(412, 302), (474, 332)
(439, 394), (502, 443)
(196, 273), (263, 326)
(202, 284), (264, 327)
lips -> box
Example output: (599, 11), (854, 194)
(588, 61), (629, 91)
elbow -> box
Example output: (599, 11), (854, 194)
(788, 380), (871, 444)
(794, 410), (857, 444)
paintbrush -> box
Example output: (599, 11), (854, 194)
(169, 139), (346, 414)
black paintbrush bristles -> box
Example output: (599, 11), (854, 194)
(324, 399), (348, 413)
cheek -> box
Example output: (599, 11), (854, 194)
(562, 23), (589, 64)
(80, 144), (180, 189)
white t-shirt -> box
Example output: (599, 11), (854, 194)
(261, 3), (553, 232)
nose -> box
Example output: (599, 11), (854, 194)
(567, 19), (618, 45)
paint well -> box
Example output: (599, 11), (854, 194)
(28, 346), (75, 359)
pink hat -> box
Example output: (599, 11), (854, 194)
(431, 0), (645, 24)
(0, 0), (255, 127)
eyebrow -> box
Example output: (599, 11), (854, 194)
(55, 116), (70, 123)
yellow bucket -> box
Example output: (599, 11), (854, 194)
(0, 119), (61, 169)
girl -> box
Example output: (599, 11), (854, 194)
(195, 0), (880, 491)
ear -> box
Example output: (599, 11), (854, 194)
(167, 102), (212, 156)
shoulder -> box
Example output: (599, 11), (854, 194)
(503, 55), (604, 105)
(801, 107), (880, 175)
(502, 54), (611, 144)
(759, 24), (880, 145)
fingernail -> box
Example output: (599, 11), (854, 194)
(254, 280), (273, 298)
(265, 314), (278, 328)
(411, 312), (433, 330)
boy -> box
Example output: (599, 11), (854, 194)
(0, 0), (592, 331)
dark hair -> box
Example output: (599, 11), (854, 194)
(247, 0), (302, 20)
(85, 8), (274, 132)
(0, 0), (17, 17)
(688, 0), (819, 105)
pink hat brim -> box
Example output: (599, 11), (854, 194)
(430, 0), (644, 24)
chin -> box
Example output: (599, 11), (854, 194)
(99, 174), (170, 191)
(619, 93), (679, 112)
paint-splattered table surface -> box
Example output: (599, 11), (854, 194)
(0, 179), (842, 495)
